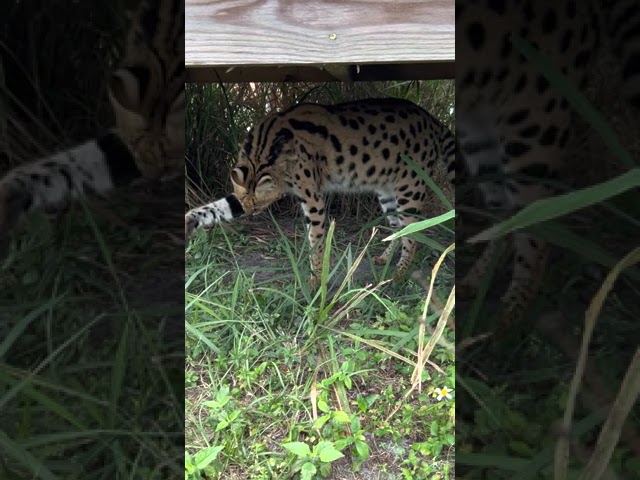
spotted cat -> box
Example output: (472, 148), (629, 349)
(185, 97), (455, 284)
(0, 0), (185, 237)
(457, 0), (639, 322)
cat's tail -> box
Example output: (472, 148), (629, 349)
(0, 130), (142, 237)
(184, 195), (246, 240)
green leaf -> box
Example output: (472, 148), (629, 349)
(313, 414), (331, 430)
(354, 439), (370, 459)
(331, 410), (351, 424)
(300, 462), (317, 480)
(316, 441), (344, 463)
(350, 416), (361, 432)
(216, 385), (230, 403)
(317, 399), (330, 413)
(195, 446), (223, 469)
(185, 452), (195, 472)
(282, 441), (312, 458)
(215, 419), (229, 431)
(430, 420), (439, 436)
(334, 438), (353, 451)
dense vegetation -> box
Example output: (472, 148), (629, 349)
(1, 2), (183, 478)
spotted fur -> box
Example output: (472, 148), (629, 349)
(0, 0), (185, 237)
(457, 0), (639, 322)
(186, 97), (455, 284)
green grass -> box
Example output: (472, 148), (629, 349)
(456, 32), (640, 480)
(185, 210), (455, 479)
(0, 187), (184, 479)
(1, 3), (184, 475)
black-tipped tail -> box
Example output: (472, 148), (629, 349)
(97, 132), (142, 187)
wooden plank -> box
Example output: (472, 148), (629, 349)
(186, 0), (454, 77)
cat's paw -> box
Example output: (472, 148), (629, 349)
(308, 273), (320, 289)
(372, 255), (388, 266)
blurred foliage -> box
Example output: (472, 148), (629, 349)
(0, 0), (136, 168)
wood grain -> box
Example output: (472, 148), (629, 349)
(186, 0), (454, 80)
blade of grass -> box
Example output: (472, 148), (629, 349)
(0, 294), (66, 359)
(535, 221), (640, 283)
(401, 153), (453, 210)
(469, 168), (640, 243)
(555, 247), (640, 480)
(0, 429), (58, 480)
(384, 210), (455, 241)
(554, 248), (640, 480)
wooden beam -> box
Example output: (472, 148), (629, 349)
(186, 0), (454, 81)
(187, 62), (455, 83)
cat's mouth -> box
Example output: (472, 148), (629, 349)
(244, 205), (266, 216)
(246, 194), (285, 215)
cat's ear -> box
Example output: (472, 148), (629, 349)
(108, 67), (146, 131)
(230, 167), (248, 189)
(108, 68), (142, 112)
